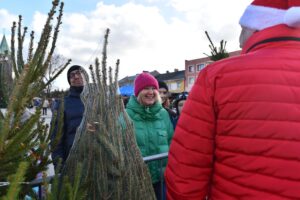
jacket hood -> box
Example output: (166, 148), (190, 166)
(126, 96), (163, 121)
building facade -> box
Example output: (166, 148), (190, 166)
(155, 69), (185, 94)
(184, 50), (241, 91)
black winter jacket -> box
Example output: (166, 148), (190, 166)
(51, 86), (84, 167)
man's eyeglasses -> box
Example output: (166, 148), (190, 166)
(69, 70), (81, 78)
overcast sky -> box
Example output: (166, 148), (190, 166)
(0, 0), (252, 90)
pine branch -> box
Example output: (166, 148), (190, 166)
(10, 22), (18, 79)
(101, 29), (109, 93)
(3, 162), (28, 200)
(17, 15), (25, 73)
(204, 31), (229, 61)
(27, 31), (34, 63)
(42, 1), (64, 74)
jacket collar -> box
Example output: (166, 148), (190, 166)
(68, 86), (83, 97)
(242, 25), (300, 54)
(126, 96), (162, 120)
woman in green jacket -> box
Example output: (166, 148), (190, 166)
(126, 72), (174, 199)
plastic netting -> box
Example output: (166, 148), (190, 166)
(61, 29), (155, 200)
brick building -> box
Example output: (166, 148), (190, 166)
(184, 50), (241, 91)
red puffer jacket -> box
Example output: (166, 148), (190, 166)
(165, 25), (300, 200)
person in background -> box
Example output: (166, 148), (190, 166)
(42, 98), (49, 115)
(50, 97), (58, 113)
(174, 92), (187, 116)
(126, 72), (174, 199)
(121, 95), (130, 108)
(165, 0), (300, 199)
(50, 65), (85, 169)
(158, 81), (177, 129)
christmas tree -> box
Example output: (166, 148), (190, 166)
(0, 0), (70, 198)
(1, 1), (155, 199)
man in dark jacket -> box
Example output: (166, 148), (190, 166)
(50, 65), (85, 168)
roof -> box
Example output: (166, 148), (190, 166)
(228, 50), (242, 57)
(118, 70), (160, 84)
(155, 70), (185, 81)
(0, 35), (9, 55)
(186, 50), (242, 64)
(119, 75), (136, 83)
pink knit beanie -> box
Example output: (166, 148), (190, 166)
(134, 72), (159, 96)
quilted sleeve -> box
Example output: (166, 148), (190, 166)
(165, 68), (216, 200)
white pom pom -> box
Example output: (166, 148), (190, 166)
(284, 7), (300, 28)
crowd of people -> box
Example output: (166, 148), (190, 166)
(49, 0), (300, 199)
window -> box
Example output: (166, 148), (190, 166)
(188, 65), (194, 72)
(170, 82), (177, 90)
(170, 82), (182, 90)
(188, 77), (195, 85)
(197, 63), (205, 71)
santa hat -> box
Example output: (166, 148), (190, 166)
(134, 72), (159, 96)
(239, 0), (300, 30)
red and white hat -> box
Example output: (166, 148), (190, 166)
(239, 0), (300, 30)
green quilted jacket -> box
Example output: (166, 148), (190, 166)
(126, 96), (174, 183)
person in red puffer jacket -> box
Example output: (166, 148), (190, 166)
(165, 0), (300, 199)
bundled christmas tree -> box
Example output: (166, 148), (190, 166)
(62, 29), (156, 200)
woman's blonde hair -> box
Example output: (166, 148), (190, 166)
(137, 89), (161, 106)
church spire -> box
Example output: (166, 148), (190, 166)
(0, 35), (9, 55)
